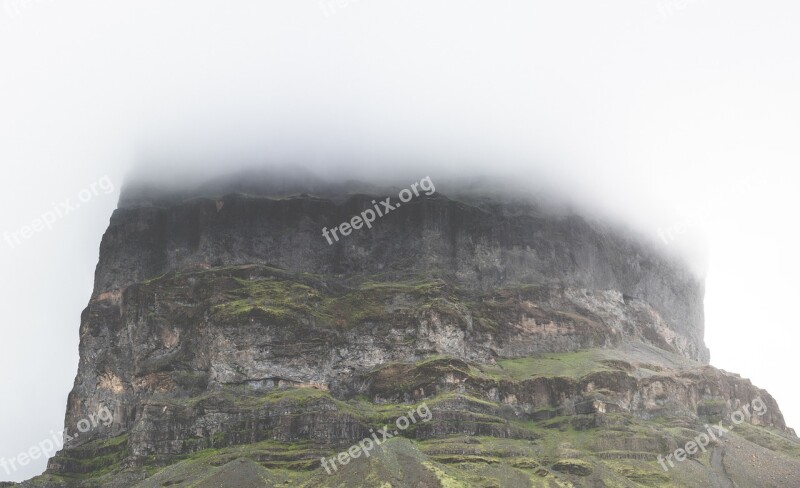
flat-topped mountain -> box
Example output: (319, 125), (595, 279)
(16, 172), (800, 487)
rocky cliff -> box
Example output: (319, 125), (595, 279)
(17, 172), (800, 487)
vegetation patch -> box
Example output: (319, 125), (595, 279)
(423, 462), (469, 488)
(491, 350), (613, 380)
(550, 458), (593, 476)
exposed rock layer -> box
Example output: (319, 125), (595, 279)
(16, 177), (800, 488)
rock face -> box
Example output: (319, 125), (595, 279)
(17, 174), (800, 487)
(94, 181), (709, 361)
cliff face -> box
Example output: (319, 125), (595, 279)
(93, 187), (709, 360)
(19, 176), (800, 487)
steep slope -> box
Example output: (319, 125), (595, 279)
(15, 175), (800, 487)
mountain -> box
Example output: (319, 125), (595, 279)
(15, 171), (800, 487)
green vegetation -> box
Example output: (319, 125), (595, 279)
(423, 462), (469, 487)
(188, 265), (459, 329)
(46, 434), (130, 481)
(736, 422), (800, 458)
(34, 387), (800, 487)
(491, 350), (616, 380)
(211, 278), (330, 323)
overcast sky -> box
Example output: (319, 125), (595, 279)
(1, 0), (799, 481)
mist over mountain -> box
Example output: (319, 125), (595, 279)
(7, 170), (799, 487)
(3, 1), (800, 485)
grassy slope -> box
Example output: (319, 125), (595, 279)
(32, 350), (800, 487)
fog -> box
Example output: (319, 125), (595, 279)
(2, 0), (799, 481)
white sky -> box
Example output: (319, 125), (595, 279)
(1, 0), (799, 481)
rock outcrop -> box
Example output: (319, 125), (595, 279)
(15, 173), (800, 487)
